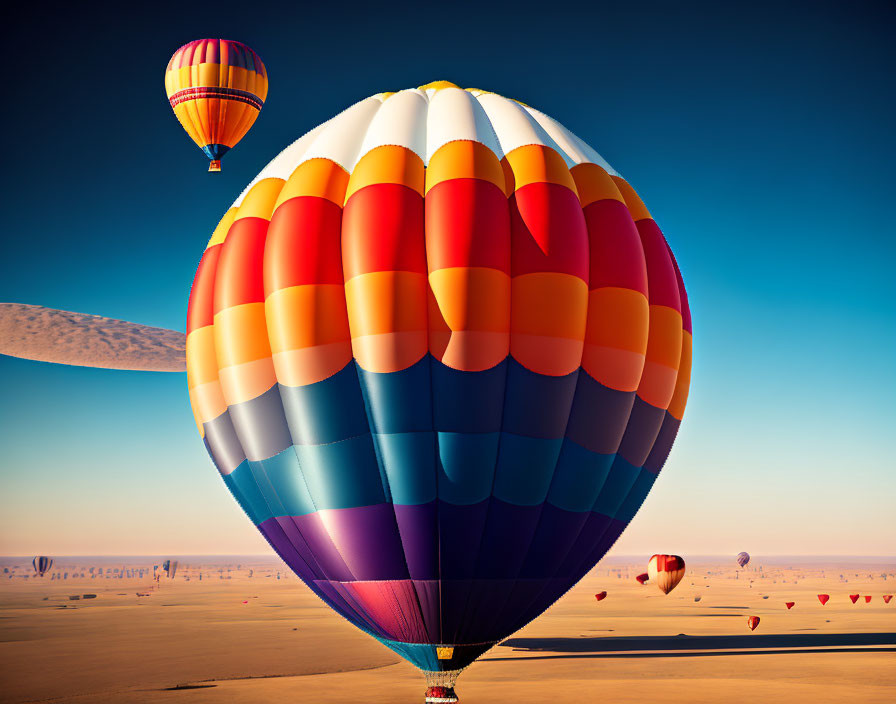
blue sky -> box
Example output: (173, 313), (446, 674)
(1, 0), (894, 555)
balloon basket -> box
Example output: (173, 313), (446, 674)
(424, 670), (460, 703)
(208, 160), (222, 172)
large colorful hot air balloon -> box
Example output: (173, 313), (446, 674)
(165, 39), (268, 172)
(186, 81), (692, 700)
(647, 555), (686, 594)
(736, 551), (750, 568)
(32, 556), (53, 577)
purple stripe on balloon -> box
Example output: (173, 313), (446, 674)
(616, 396), (666, 467)
(314, 504), (410, 580)
(518, 503), (591, 578)
(393, 502), (439, 580)
(281, 514), (354, 581)
(256, 516), (321, 583)
(438, 500), (490, 579)
(644, 414), (681, 474)
(474, 500), (542, 579)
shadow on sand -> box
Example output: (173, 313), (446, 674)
(493, 633), (896, 660)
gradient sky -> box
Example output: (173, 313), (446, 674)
(1, 1), (894, 557)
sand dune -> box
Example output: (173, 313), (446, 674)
(0, 303), (185, 372)
(0, 557), (894, 703)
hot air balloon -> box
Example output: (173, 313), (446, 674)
(595, 591), (608, 602)
(32, 556), (53, 577)
(636, 572), (649, 585)
(186, 81), (693, 701)
(165, 39), (268, 172)
(785, 602), (795, 609)
(864, 595), (872, 603)
(694, 595), (701, 602)
(736, 552), (750, 568)
(849, 594), (859, 604)
(747, 615), (760, 631)
(647, 555), (686, 594)
(884, 595), (893, 604)
(817, 594), (830, 605)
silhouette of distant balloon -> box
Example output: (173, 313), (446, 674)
(785, 602), (795, 609)
(883, 595), (893, 604)
(636, 573), (649, 585)
(864, 595), (872, 603)
(736, 552), (750, 568)
(747, 615), (760, 631)
(849, 594), (859, 604)
(594, 591), (608, 602)
(32, 556), (52, 577)
(817, 594), (830, 605)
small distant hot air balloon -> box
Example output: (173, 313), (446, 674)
(694, 595), (702, 602)
(595, 591), (608, 602)
(736, 552), (750, 568)
(849, 594), (859, 604)
(165, 39), (268, 172)
(648, 555), (686, 594)
(884, 595), (893, 604)
(33, 556), (53, 577)
(817, 594), (830, 605)
(636, 573), (649, 585)
(747, 615), (760, 631)
(785, 602), (795, 609)
(864, 595), (872, 603)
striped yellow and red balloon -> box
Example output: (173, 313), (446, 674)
(186, 81), (692, 695)
(164, 39), (267, 172)
(647, 554), (686, 594)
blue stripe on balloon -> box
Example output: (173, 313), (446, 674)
(248, 449), (316, 517)
(615, 466), (658, 524)
(431, 359), (506, 433)
(373, 432), (437, 505)
(492, 433), (563, 506)
(356, 358), (433, 434)
(547, 439), (615, 512)
(436, 432), (499, 505)
(279, 364), (370, 445)
(501, 359), (579, 438)
(296, 434), (386, 510)
(591, 454), (641, 517)
(222, 459), (272, 524)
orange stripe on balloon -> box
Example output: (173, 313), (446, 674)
(275, 158), (349, 210)
(570, 162), (626, 209)
(502, 145), (578, 195)
(265, 284), (351, 353)
(611, 176), (653, 222)
(190, 379), (228, 426)
(272, 343), (353, 387)
(344, 271), (428, 338)
(429, 330), (509, 372)
(234, 178), (285, 222)
(217, 357), (277, 406)
(344, 145), (424, 204)
(585, 287), (649, 355)
(668, 331), (692, 420)
(425, 140), (508, 196)
(213, 302), (272, 368)
(645, 305), (684, 371)
(511, 272), (587, 376)
(186, 326), (218, 389)
(582, 345), (646, 393)
(350, 331), (428, 374)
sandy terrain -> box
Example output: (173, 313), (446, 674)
(0, 303), (185, 371)
(1, 557), (893, 703)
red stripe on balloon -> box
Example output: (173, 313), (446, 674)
(213, 218), (268, 313)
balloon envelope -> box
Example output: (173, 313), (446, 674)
(595, 591), (608, 602)
(736, 552), (750, 568)
(647, 555), (686, 594)
(32, 556), (53, 577)
(747, 615), (760, 631)
(818, 594), (830, 605)
(165, 39), (267, 172)
(636, 572), (649, 585)
(849, 594), (859, 603)
(864, 595), (872, 603)
(884, 595), (893, 604)
(186, 82), (692, 683)
(785, 602), (795, 609)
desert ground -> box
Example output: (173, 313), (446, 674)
(1, 556), (893, 703)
